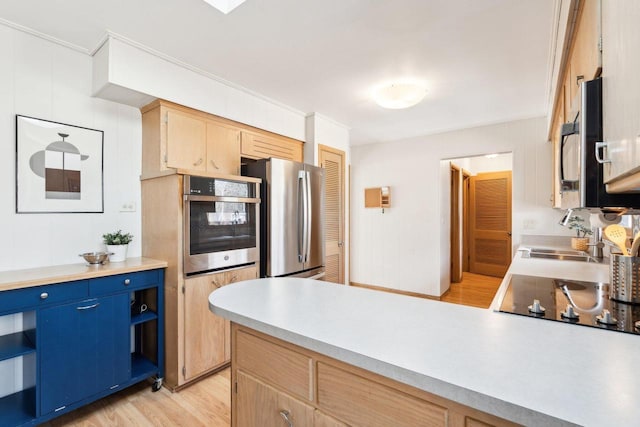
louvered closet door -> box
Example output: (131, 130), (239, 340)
(319, 146), (345, 284)
(469, 171), (512, 277)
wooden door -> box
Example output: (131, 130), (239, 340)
(183, 272), (226, 380)
(450, 164), (462, 283)
(469, 171), (512, 277)
(166, 109), (206, 171)
(319, 145), (345, 284)
(206, 121), (241, 175)
(235, 371), (314, 427)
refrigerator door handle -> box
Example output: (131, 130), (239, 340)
(305, 170), (312, 263)
(298, 170), (307, 263)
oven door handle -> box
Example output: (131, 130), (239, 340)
(184, 195), (260, 203)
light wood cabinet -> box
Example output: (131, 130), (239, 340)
(241, 130), (303, 162)
(549, 0), (602, 206)
(236, 371), (314, 427)
(207, 121), (241, 175)
(231, 325), (517, 427)
(166, 109), (207, 172)
(182, 265), (258, 385)
(141, 100), (304, 180)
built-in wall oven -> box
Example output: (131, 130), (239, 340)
(183, 175), (260, 275)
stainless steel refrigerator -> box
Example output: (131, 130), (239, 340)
(246, 158), (325, 279)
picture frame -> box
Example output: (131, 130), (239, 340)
(16, 115), (104, 213)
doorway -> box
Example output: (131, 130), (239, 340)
(445, 153), (512, 306)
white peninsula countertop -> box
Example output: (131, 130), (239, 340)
(209, 256), (639, 427)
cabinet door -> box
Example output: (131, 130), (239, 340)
(166, 109), (207, 172)
(235, 371), (314, 427)
(223, 266), (258, 360)
(602, 0), (640, 183)
(183, 272), (227, 380)
(240, 131), (303, 162)
(314, 410), (349, 427)
(207, 121), (241, 175)
(39, 294), (129, 415)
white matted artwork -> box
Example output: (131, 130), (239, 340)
(16, 115), (104, 213)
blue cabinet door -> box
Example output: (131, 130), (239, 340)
(39, 294), (130, 415)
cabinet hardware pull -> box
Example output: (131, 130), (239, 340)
(595, 142), (611, 164)
(124, 279), (131, 285)
(193, 158), (203, 166)
(279, 410), (293, 427)
(210, 159), (220, 170)
(40, 292), (49, 300)
(212, 280), (221, 288)
(77, 303), (100, 310)
(230, 275), (237, 283)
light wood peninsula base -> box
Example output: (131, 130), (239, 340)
(230, 324), (518, 427)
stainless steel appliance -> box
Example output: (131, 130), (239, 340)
(246, 158), (325, 279)
(558, 77), (640, 211)
(183, 175), (260, 275)
(497, 274), (640, 335)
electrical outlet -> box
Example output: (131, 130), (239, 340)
(120, 202), (136, 212)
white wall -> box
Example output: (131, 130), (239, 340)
(351, 117), (572, 296)
(0, 23), (144, 398)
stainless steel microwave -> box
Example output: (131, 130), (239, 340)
(183, 175), (260, 275)
(558, 78), (640, 212)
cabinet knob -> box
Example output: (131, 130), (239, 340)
(124, 279), (131, 285)
(279, 410), (293, 427)
(40, 292), (49, 300)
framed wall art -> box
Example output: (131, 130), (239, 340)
(16, 115), (104, 213)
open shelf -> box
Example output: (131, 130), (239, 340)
(131, 310), (158, 326)
(0, 387), (36, 426)
(0, 330), (36, 362)
(131, 353), (158, 382)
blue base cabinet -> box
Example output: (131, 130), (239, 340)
(0, 268), (165, 427)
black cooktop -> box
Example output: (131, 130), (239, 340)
(498, 274), (640, 335)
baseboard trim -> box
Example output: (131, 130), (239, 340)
(350, 282), (441, 301)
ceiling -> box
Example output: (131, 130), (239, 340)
(0, 0), (556, 145)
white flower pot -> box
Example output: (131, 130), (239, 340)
(107, 244), (128, 262)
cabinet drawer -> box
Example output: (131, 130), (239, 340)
(89, 269), (160, 296)
(235, 330), (312, 401)
(0, 281), (89, 314)
(317, 362), (448, 427)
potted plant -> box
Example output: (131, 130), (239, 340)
(103, 230), (133, 262)
(566, 216), (592, 251)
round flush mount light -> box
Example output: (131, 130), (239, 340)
(372, 80), (427, 109)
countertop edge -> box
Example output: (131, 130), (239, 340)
(210, 302), (578, 427)
(0, 257), (168, 291)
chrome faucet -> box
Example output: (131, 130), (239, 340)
(587, 226), (605, 258)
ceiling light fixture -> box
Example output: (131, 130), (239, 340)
(372, 80), (427, 109)
(202, 0), (246, 14)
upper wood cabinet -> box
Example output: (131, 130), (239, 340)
(141, 99), (304, 179)
(241, 131), (303, 162)
(549, 0), (602, 206)
(207, 121), (241, 175)
(166, 109), (207, 172)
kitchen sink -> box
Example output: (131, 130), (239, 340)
(521, 247), (601, 263)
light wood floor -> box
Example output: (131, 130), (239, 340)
(440, 272), (503, 309)
(43, 273), (501, 426)
(42, 369), (231, 427)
